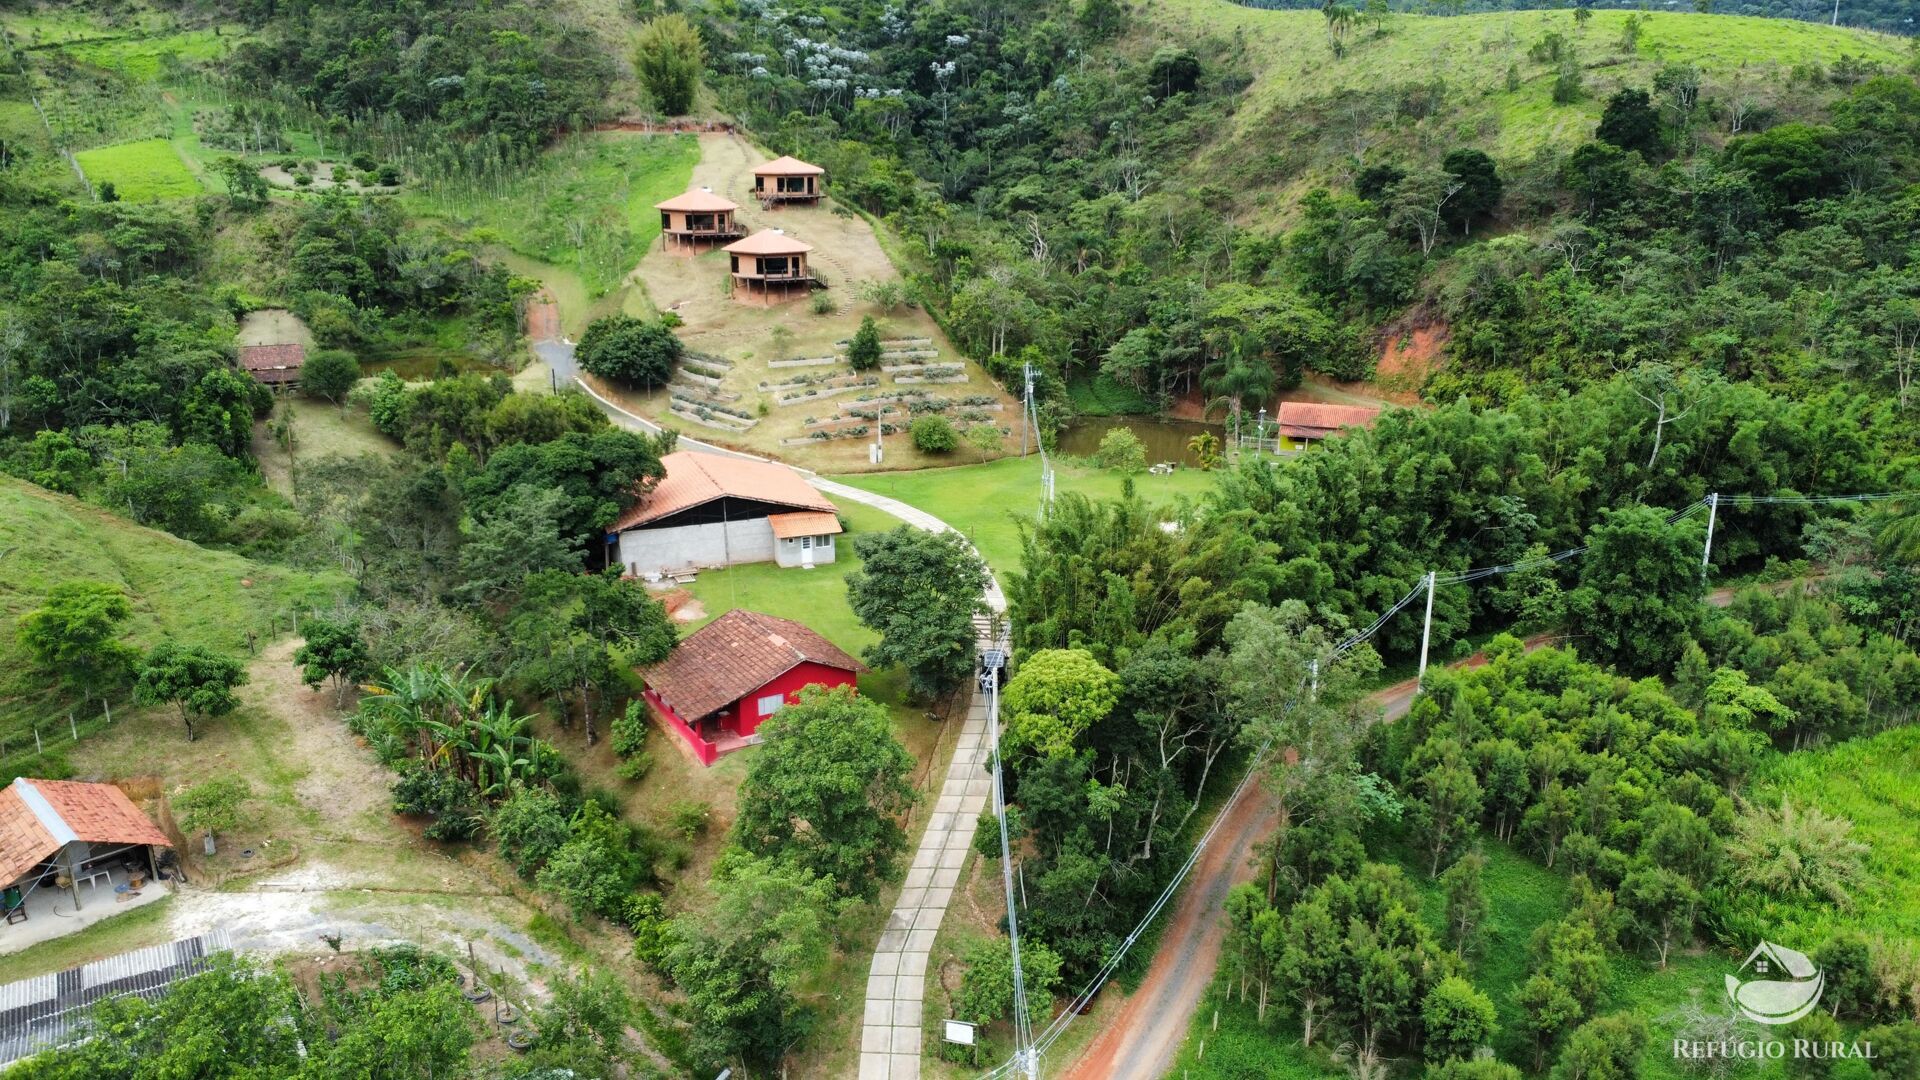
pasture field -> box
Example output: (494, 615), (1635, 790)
(1144, 2), (1908, 210)
(407, 132), (701, 299)
(73, 136), (200, 200)
(0, 478), (343, 777)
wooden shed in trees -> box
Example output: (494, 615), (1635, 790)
(751, 155), (824, 203)
(655, 187), (744, 247)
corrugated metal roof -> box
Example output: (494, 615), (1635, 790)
(767, 511), (843, 540)
(0, 931), (229, 1066)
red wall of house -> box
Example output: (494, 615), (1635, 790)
(726, 661), (859, 737)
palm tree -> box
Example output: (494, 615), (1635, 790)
(1188, 431), (1223, 471)
(1201, 337), (1277, 449)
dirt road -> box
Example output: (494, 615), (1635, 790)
(1058, 785), (1276, 1080)
(1055, 580), (1766, 1079)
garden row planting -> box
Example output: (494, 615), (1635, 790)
(767, 355), (838, 369)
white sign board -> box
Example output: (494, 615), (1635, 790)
(943, 1020), (976, 1046)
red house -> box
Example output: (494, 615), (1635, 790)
(638, 609), (868, 766)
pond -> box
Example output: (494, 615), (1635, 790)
(1057, 417), (1223, 468)
(361, 347), (501, 380)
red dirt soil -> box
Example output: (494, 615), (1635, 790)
(1058, 782), (1278, 1080)
(525, 290), (560, 342)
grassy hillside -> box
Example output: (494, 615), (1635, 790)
(0, 478), (342, 773)
(1147, 2), (1908, 215)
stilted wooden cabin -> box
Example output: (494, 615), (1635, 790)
(725, 229), (817, 303)
(751, 155), (825, 203)
(655, 187), (744, 247)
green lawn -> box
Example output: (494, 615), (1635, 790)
(831, 456), (1221, 576)
(73, 137), (201, 200)
(405, 132), (700, 299)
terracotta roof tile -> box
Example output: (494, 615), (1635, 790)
(1275, 401), (1381, 438)
(0, 778), (170, 885)
(767, 511), (843, 539)
(724, 229), (814, 256)
(656, 189), (739, 212)
(611, 451), (835, 532)
(752, 155), (825, 176)
(239, 343), (305, 371)
(638, 609), (866, 721)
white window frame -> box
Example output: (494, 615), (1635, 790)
(756, 693), (786, 716)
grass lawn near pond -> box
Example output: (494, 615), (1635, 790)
(73, 137), (200, 201)
(832, 455), (1222, 575)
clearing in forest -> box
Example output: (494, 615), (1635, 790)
(587, 132), (1018, 472)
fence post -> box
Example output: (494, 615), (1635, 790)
(69, 712), (77, 741)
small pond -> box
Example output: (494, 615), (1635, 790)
(1057, 417), (1223, 468)
(361, 347), (501, 380)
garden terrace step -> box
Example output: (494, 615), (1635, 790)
(668, 406), (757, 432)
(672, 370), (732, 392)
(777, 381), (881, 406)
(669, 391), (754, 420)
(893, 373), (969, 385)
(768, 355), (840, 369)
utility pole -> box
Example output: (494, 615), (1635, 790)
(1021, 361), (1033, 459)
(1701, 492), (1718, 572)
(1416, 570), (1437, 691)
(1831, 0), (1840, 26)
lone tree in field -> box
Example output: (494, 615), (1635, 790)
(576, 314), (682, 390)
(301, 348), (361, 407)
(17, 579), (137, 703)
(847, 315), (883, 372)
(635, 14), (705, 116)
(135, 641), (249, 741)
(846, 526), (989, 700)
(293, 615), (371, 707)
(173, 777), (251, 849)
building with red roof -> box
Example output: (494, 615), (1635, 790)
(655, 187), (744, 246)
(609, 451), (842, 578)
(638, 609), (867, 765)
(1274, 401), (1381, 446)
(751, 154), (825, 202)
(0, 778), (173, 942)
(238, 343), (304, 387)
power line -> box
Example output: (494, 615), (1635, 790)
(977, 486), (1910, 1078)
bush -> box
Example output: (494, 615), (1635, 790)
(910, 414), (959, 453)
(669, 800), (710, 838)
(625, 892), (672, 969)
(392, 766), (481, 842)
(375, 164), (401, 186)
(1092, 426), (1147, 473)
(536, 801), (647, 920)
(490, 784), (572, 878)
(810, 291), (835, 316)
(577, 315), (682, 390)
(616, 751), (654, 781)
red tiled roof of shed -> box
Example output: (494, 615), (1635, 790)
(0, 778), (170, 885)
(1275, 401), (1381, 438)
(638, 609), (866, 722)
(239, 343), (305, 371)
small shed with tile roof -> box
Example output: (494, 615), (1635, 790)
(238, 343), (304, 387)
(0, 778), (172, 926)
(1274, 401), (1381, 445)
(610, 451), (842, 578)
(638, 609), (867, 765)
